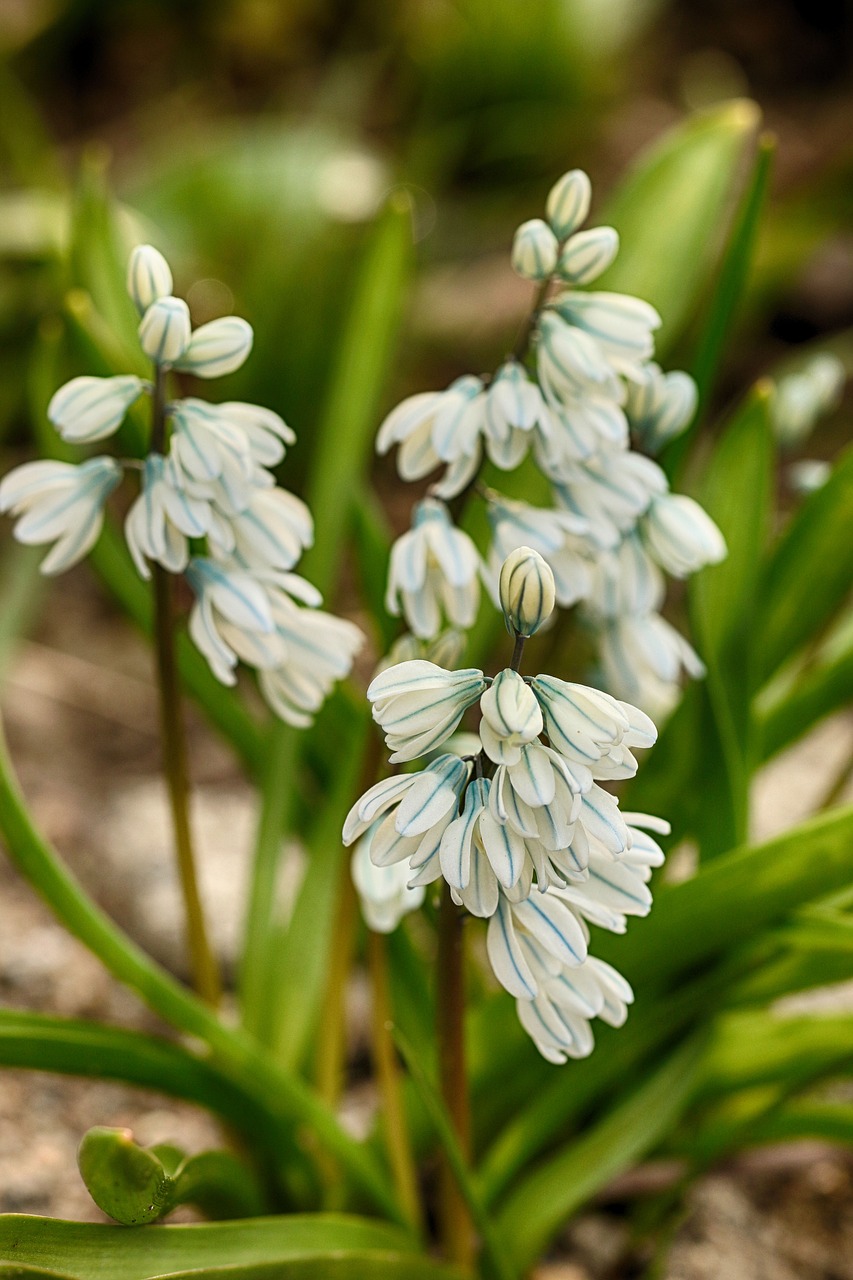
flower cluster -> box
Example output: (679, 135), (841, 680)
(378, 169), (727, 717)
(346, 550), (668, 1062)
(0, 245), (361, 725)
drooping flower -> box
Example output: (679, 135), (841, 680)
(0, 456), (121, 574)
(185, 557), (282, 685)
(625, 362), (697, 454)
(351, 832), (425, 933)
(368, 659), (486, 763)
(376, 376), (484, 493)
(124, 453), (212, 578)
(641, 492), (727, 578)
(486, 493), (591, 609)
(174, 316), (254, 379)
(386, 498), (483, 639)
(47, 375), (146, 444)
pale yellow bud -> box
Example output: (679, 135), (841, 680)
(498, 546), (556, 638)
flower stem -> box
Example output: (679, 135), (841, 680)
(510, 631), (526, 672)
(436, 881), (474, 1268)
(150, 365), (221, 1007)
(368, 928), (424, 1237)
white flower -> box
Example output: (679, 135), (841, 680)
(511, 219), (559, 281)
(585, 533), (664, 619)
(531, 673), (656, 771)
(772, 353), (845, 447)
(175, 316), (254, 379)
(641, 492), (727, 578)
(486, 890), (589, 999)
(226, 486), (314, 572)
(343, 754), (471, 889)
(596, 612), (705, 718)
(625, 363), (697, 454)
(553, 450), (668, 549)
(168, 399), (258, 513)
(498, 546), (556, 638)
(124, 453), (212, 578)
(376, 375), (483, 492)
(557, 226), (619, 286)
(788, 458), (831, 493)
(368, 659), (486, 763)
(545, 169), (592, 240)
(550, 291), (661, 379)
(351, 832), (425, 933)
(47, 375), (146, 444)
(382, 629), (467, 674)
(386, 498), (483, 640)
(481, 361), (551, 470)
(138, 296), (192, 366)
(0, 456), (121, 574)
(480, 670), (543, 763)
(536, 310), (622, 403)
(214, 401), (295, 466)
(257, 598), (362, 726)
(127, 245), (173, 314)
(486, 494), (590, 609)
(185, 557), (283, 684)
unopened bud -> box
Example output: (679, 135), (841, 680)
(545, 169), (591, 239)
(175, 316), (253, 379)
(499, 546), (556, 637)
(557, 226), (619, 285)
(127, 245), (173, 314)
(511, 219), (559, 282)
(138, 296), (191, 366)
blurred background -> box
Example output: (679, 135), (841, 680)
(0, 0), (852, 1274)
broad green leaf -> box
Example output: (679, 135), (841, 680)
(750, 1101), (853, 1147)
(689, 382), (774, 854)
(693, 1011), (853, 1102)
(756, 609), (853, 759)
(495, 1034), (707, 1272)
(0, 1216), (431, 1280)
(754, 443), (853, 682)
(151, 1261), (465, 1280)
(685, 133), (775, 420)
(596, 803), (853, 990)
(241, 194), (412, 1040)
(78, 1129), (266, 1224)
(598, 100), (760, 354)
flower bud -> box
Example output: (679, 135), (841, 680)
(557, 226), (619, 285)
(48, 374), (145, 443)
(480, 669), (543, 744)
(511, 219), (559, 282)
(175, 316), (253, 379)
(127, 245), (173, 314)
(499, 546), (556, 637)
(545, 169), (591, 239)
(138, 296), (191, 366)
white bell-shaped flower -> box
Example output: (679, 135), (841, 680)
(551, 291), (660, 379)
(480, 670), (543, 764)
(256, 584), (362, 726)
(585, 533), (664, 620)
(351, 833), (425, 933)
(596, 611), (706, 719)
(215, 401), (295, 466)
(486, 494), (591, 610)
(557, 226), (619, 285)
(511, 219), (559, 281)
(124, 453), (212, 578)
(386, 498), (483, 640)
(376, 375), (484, 490)
(185, 557), (283, 684)
(175, 317), (254, 379)
(168, 399), (257, 511)
(47, 375), (146, 444)
(772, 353), (845, 447)
(226, 486), (313, 572)
(545, 169), (592, 239)
(127, 245), (173, 314)
(641, 492), (727, 578)
(482, 361), (550, 470)
(0, 456), (121, 575)
(531, 673), (656, 769)
(625, 363), (697, 453)
(138, 296), (192, 366)
(368, 659), (486, 763)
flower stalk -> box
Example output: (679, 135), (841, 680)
(150, 365), (221, 1007)
(436, 882), (474, 1267)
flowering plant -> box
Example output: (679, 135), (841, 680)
(0, 104), (851, 1280)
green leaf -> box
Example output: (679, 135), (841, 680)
(685, 133), (775, 421)
(689, 382), (775, 854)
(495, 1034), (707, 1272)
(693, 1011), (853, 1102)
(598, 100), (760, 355)
(756, 630), (853, 760)
(754, 443), (853, 682)
(0, 1216), (443, 1280)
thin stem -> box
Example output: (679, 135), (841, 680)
(509, 632), (526, 672)
(368, 929), (424, 1236)
(510, 275), (553, 363)
(436, 882), (474, 1268)
(150, 365), (221, 1007)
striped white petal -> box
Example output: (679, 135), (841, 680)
(430, 377), (484, 461)
(370, 808), (422, 867)
(642, 493), (727, 578)
(218, 401), (295, 464)
(511, 893), (587, 966)
(377, 391), (443, 453)
(189, 596), (238, 685)
(48, 375), (145, 443)
(430, 447), (482, 501)
(579, 785), (628, 855)
(457, 844), (500, 918)
(487, 897), (538, 998)
(478, 805), (526, 888)
(511, 219), (559, 281)
(175, 316), (253, 378)
(343, 774), (416, 844)
(352, 836), (425, 933)
(554, 292), (660, 371)
(395, 754), (468, 836)
(507, 744), (555, 808)
(480, 670), (543, 743)
(439, 781), (484, 889)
